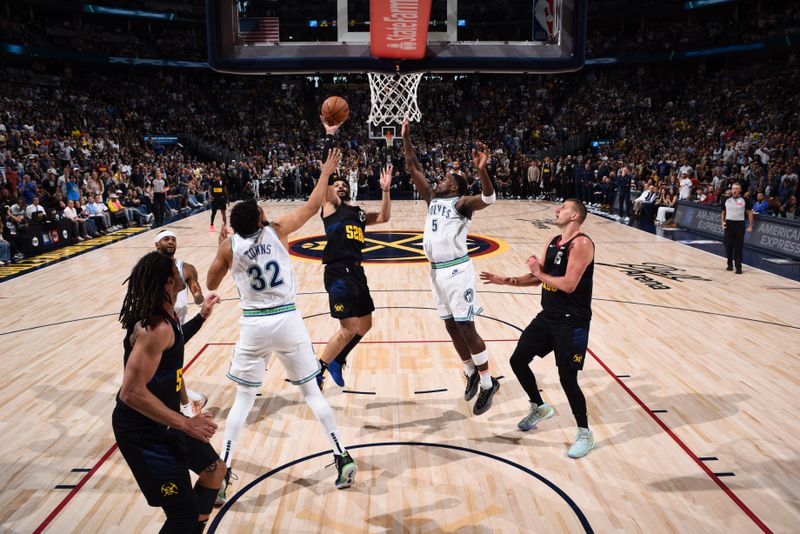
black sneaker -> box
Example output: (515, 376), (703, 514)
(463, 371), (480, 401)
(473, 377), (500, 415)
(726, 264), (733, 271)
(334, 452), (357, 489)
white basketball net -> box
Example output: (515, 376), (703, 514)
(367, 72), (423, 126)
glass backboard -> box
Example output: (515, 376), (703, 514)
(207, 0), (586, 74)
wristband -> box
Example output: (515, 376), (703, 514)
(481, 191), (497, 205)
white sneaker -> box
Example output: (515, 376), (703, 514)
(568, 427), (595, 458)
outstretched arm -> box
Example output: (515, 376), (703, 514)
(366, 164), (393, 225)
(480, 271), (541, 287)
(206, 226), (233, 290)
(479, 242), (547, 287)
(272, 148), (342, 238)
(402, 120), (432, 204)
(185, 263), (205, 305)
(459, 142), (495, 212)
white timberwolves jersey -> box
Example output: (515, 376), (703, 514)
(231, 226), (296, 309)
(174, 258), (188, 324)
(423, 196), (470, 263)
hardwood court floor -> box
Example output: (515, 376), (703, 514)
(0, 200), (797, 533)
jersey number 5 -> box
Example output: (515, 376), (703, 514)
(248, 260), (285, 291)
(432, 219), (438, 232)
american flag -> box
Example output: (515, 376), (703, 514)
(239, 17), (279, 43)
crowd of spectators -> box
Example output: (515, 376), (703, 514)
(1, 2), (799, 266)
(587, 1), (800, 57)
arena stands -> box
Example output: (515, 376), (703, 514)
(1, 0), (798, 264)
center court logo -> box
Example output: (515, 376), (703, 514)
(289, 230), (506, 264)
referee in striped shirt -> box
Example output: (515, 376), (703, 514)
(721, 183), (753, 274)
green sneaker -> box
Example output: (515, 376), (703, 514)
(517, 401), (555, 431)
(568, 427), (595, 458)
(334, 452), (357, 489)
(215, 468), (237, 506)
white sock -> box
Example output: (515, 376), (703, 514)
(222, 385), (258, 468)
(479, 369), (492, 389)
(186, 388), (204, 403)
(463, 360), (476, 375)
(298, 381), (347, 456)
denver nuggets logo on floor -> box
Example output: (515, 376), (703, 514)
(289, 230), (506, 264)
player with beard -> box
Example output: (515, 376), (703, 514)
(402, 120), (501, 416)
(316, 164), (393, 389)
(155, 230), (209, 417)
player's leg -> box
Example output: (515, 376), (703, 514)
(218, 322), (270, 504)
(319, 266), (374, 387)
(186, 440), (225, 527)
(277, 312), (357, 489)
(113, 428), (200, 532)
(210, 202), (218, 229)
(430, 268), (480, 394)
(554, 322), (594, 458)
(510, 315), (556, 430)
(453, 320), (500, 415)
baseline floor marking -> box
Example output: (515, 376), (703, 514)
(208, 441), (594, 534)
(587, 347), (772, 533)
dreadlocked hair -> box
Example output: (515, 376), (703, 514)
(119, 251), (175, 331)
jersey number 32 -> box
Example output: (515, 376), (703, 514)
(248, 260), (284, 291)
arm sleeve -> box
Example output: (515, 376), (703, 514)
(322, 134), (336, 156)
(182, 313), (205, 343)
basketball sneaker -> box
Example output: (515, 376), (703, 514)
(327, 358), (346, 387)
(567, 427), (595, 458)
(473, 377), (500, 415)
(215, 468), (237, 506)
(463, 371), (480, 401)
(333, 452), (357, 489)
(316, 366), (326, 391)
(517, 401), (554, 431)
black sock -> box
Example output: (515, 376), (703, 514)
(193, 483), (219, 516)
(575, 414), (588, 428)
(335, 334), (363, 364)
(319, 359), (328, 371)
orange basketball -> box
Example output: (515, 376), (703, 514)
(321, 96), (350, 125)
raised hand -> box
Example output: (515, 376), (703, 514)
(380, 164), (393, 191)
(401, 119), (410, 138)
(321, 115), (343, 136)
(319, 148), (342, 178)
(479, 271), (505, 285)
(199, 292), (221, 319)
(472, 142), (489, 171)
